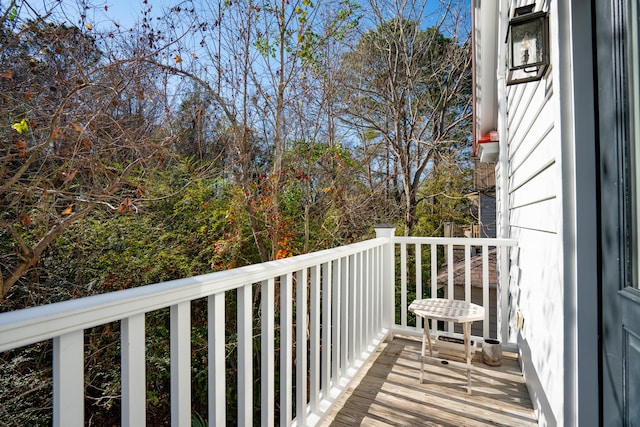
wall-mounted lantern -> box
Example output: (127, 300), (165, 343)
(507, 6), (549, 85)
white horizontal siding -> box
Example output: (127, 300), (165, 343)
(508, 84), (559, 230)
(510, 198), (559, 233)
(510, 123), (554, 177)
(511, 227), (563, 426)
(510, 167), (557, 210)
(507, 81), (550, 147)
(504, 17), (564, 426)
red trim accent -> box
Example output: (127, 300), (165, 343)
(478, 130), (499, 144)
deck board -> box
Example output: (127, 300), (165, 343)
(320, 336), (538, 427)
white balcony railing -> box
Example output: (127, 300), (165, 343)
(0, 227), (516, 427)
(391, 236), (517, 347)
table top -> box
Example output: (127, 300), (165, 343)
(408, 298), (485, 323)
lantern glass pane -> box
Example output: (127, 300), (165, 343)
(511, 19), (543, 68)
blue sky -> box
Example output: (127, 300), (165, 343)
(14, 0), (154, 32)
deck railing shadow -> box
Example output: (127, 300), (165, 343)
(321, 336), (537, 427)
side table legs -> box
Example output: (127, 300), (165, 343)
(464, 322), (472, 394)
(420, 320), (433, 383)
(419, 320), (475, 394)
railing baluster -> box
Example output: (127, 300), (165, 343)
(483, 246), (490, 338)
(171, 302), (191, 427)
(447, 244), (455, 332)
(465, 245), (471, 303)
(361, 251), (366, 353)
(400, 243), (407, 327)
(340, 257), (348, 374)
(261, 279), (275, 427)
(209, 293), (226, 426)
(309, 267), (320, 415)
(348, 254), (356, 370)
(500, 248), (511, 343)
(362, 250), (370, 347)
(280, 273), (293, 427)
(121, 314), (145, 427)
(296, 269), (308, 426)
(430, 244), (437, 298)
(376, 247), (380, 332)
(321, 262), (331, 395)
(371, 248), (377, 334)
(415, 244), (422, 330)
(354, 252), (363, 359)
(430, 243), (437, 335)
(53, 330), (83, 427)
(238, 284), (252, 426)
(331, 259), (341, 381)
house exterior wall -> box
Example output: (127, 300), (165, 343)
(488, 1), (600, 425)
(495, 1), (564, 425)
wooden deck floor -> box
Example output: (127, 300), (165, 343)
(320, 335), (538, 427)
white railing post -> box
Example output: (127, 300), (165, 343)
(400, 243), (407, 327)
(170, 302), (191, 427)
(447, 244), (454, 332)
(331, 259), (341, 381)
(430, 243), (437, 300)
(321, 262), (332, 394)
(295, 269), (308, 427)
(348, 254), (356, 370)
(280, 273), (293, 426)
(415, 243), (422, 316)
(340, 257), (348, 374)
(309, 267), (321, 415)
(121, 314), (146, 427)
(238, 284), (252, 426)
(363, 249), (371, 345)
(498, 247), (510, 343)
(53, 330), (84, 427)
(261, 279), (275, 427)
(375, 224), (396, 334)
(464, 244), (471, 303)
(482, 246), (490, 338)
(209, 293), (226, 426)
(355, 252), (364, 356)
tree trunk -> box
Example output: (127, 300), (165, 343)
(403, 180), (418, 236)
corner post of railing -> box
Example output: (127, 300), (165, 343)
(498, 242), (516, 345)
(375, 223), (396, 337)
(498, 246), (507, 343)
